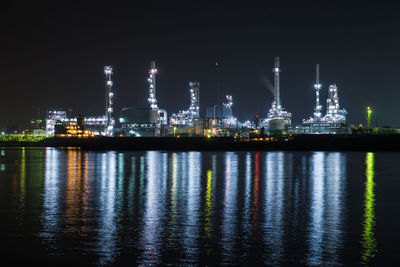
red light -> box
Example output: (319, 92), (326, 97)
(256, 115), (258, 118)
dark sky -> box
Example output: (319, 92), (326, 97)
(1, 1), (400, 128)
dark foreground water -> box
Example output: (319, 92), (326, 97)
(1, 148), (399, 266)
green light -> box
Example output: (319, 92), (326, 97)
(361, 152), (377, 265)
(366, 107), (372, 128)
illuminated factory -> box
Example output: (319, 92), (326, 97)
(46, 65), (116, 137)
(120, 61), (168, 137)
(262, 56), (292, 134)
(299, 64), (349, 134)
(170, 81), (200, 126)
(43, 57), (355, 139)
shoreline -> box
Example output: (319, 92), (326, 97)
(1, 134), (400, 151)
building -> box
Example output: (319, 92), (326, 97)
(46, 110), (108, 136)
(119, 107), (161, 136)
(54, 117), (95, 137)
(263, 57), (292, 134)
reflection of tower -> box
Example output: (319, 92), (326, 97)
(189, 82), (200, 119)
(221, 152), (238, 261)
(313, 64), (322, 119)
(361, 152), (377, 265)
(148, 61), (158, 110)
(104, 66), (114, 136)
(307, 152), (325, 265)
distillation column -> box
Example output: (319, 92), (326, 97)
(189, 81), (200, 119)
(314, 64), (322, 119)
(148, 61), (158, 110)
(104, 66), (114, 136)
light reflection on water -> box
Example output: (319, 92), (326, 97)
(362, 152), (376, 265)
(0, 148), (388, 265)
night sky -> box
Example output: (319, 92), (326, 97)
(1, 1), (400, 129)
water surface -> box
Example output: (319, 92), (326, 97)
(1, 148), (399, 265)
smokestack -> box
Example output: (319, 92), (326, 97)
(314, 64), (322, 119)
(273, 57), (280, 107)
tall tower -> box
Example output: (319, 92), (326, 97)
(223, 95), (233, 110)
(189, 81), (200, 119)
(321, 84), (347, 124)
(326, 84), (340, 116)
(265, 56), (291, 131)
(148, 61), (158, 110)
(313, 64), (322, 119)
(215, 61), (220, 105)
(273, 57), (281, 107)
(104, 66), (114, 136)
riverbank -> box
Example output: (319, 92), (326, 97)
(2, 134), (400, 151)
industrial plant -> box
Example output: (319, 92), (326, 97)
(299, 64), (348, 134)
(5, 55), (397, 143)
(262, 56), (292, 134)
(42, 56), (357, 138)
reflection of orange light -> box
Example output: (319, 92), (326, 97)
(65, 149), (89, 234)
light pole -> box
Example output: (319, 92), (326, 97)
(367, 106), (372, 129)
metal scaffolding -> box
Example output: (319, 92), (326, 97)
(148, 61), (158, 110)
(104, 66), (114, 136)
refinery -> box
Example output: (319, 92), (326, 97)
(1, 56), (398, 144)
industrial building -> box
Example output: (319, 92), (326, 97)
(300, 64), (349, 134)
(119, 107), (160, 136)
(41, 57), (358, 139)
(45, 65), (115, 137)
(170, 81), (200, 126)
(54, 117), (95, 137)
(119, 61), (168, 136)
(46, 110), (108, 136)
(263, 57), (292, 134)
